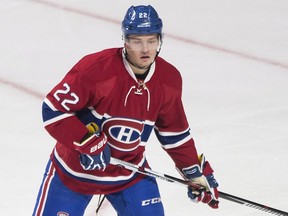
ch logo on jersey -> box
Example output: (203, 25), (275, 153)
(102, 117), (144, 151)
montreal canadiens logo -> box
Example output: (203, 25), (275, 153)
(102, 117), (144, 151)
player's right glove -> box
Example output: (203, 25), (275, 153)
(73, 122), (110, 171)
(181, 154), (219, 209)
(78, 146), (110, 171)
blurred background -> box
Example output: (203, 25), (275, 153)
(1, 0), (288, 215)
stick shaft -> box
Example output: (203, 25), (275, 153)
(110, 157), (288, 216)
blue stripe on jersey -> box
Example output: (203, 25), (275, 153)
(154, 129), (190, 145)
(75, 108), (102, 126)
(141, 124), (153, 142)
(42, 101), (65, 122)
(43, 102), (154, 143)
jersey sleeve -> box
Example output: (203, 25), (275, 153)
(155, 66), (200, 169)
(42, 59), (96, 151)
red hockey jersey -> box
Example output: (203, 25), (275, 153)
(42, 48), (199, 194)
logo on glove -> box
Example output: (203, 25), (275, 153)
(90, 136), (107, 153)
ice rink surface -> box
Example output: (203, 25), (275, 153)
(1, 0), (288, 215)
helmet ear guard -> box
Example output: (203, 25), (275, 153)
(122, 5), (163, 38)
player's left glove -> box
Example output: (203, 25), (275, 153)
(181, 154), (219, 209)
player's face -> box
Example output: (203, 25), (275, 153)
(124, 34), (160, 70)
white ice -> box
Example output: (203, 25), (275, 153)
(1, 0), (288, 215)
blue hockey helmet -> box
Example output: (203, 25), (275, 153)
(122, 5), (163, 37)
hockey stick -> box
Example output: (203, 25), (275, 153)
(110, 157), (288, 216)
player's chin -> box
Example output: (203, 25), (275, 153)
(139, 58), (152, 65)
(140, 63), (152, 69)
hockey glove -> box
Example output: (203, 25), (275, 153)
(79, 145), (110, 171)
(74, 122), (110, 171)
(182, 154), (219, 209)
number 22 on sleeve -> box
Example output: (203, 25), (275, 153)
(53, 83), (79, 111)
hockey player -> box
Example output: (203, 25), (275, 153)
(33, 5), (219, 216)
